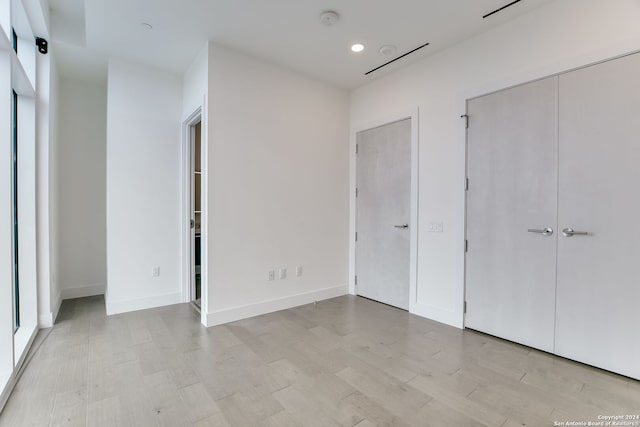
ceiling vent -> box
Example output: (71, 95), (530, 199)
(365, 42), (430, 76)
(482, 0), (522, 19)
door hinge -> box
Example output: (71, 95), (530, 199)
(356, 144), (359, 154)
(464, 301), (467, 314)
(465, 178), (469, 191)
(355, 187), (358, 198)
(461, 114), (469, 129)
(355, 232), (358, 241)
(465, 240), (468, 252)
(355, 275), (358, 285)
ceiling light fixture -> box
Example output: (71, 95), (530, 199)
(320, 11), (340, 26)
(351, 43), (365, 53)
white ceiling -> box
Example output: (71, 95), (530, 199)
(50, 0), (557, 89)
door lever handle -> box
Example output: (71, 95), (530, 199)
(562, 228), (588, 237)
(394, 224), (409, 229)
(527, 227), (553, 236)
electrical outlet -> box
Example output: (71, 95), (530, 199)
(279, 268), (287, 280)
(296, 266), (303, 277)
(268, 270), (275, 281)
(152, 266), (160, 277)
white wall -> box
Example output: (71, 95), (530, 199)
(32, 0), (61, 327)
(182, 44), (208, 120)
(36, 42), (53, 326)
(48, 55), (61, 319)
(56, 78), (107, 300)
(206, 43), (350, 325)
(105, 58), (183, 315)
(350, 0), (640, 328)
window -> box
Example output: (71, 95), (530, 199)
(1, 0), (42, 403)
(12, 90), (19, 331)
(11, 27), (17, 53)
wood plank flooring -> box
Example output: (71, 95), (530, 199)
(0, 295), (638, 426)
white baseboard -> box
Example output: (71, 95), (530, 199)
(1, 325), (38, 413)
(106, 292), (182, 316)
(61, 283), (105, 300)
(38, 289), (63, 327)
(410, 302), (463, 329)
(0, 370), (14, 415)
(52, 290), (62, 323)
(38, 312), (53, 328)
(206, 285), (348, 327)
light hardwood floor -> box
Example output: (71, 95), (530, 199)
(1, 295), (638, 426)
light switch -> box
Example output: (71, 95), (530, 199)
(152, 266), (160, 277)
(428, 222), (444, 233)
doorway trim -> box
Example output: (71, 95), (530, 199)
(181, 106), (208, 326)
(349, 108), (419, 312)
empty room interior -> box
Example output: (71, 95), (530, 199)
(1, 0), (639, 425)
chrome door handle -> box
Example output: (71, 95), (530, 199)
(562, 228), (588, 237)
(394, 224), (409, 229)
(527, 227), (553, 236)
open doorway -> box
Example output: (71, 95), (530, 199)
(184, 114), (203, 310)
(191, 121), (202, 308)
(182, 108), (206, 322)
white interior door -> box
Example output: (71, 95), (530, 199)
(556, 53), (640, 380)
(465, 77), (559, 352)
(356, 119), (411, 310)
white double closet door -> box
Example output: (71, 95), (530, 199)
(466, 53), (640, 380)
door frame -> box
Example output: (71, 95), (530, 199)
(181, 106), (208, 326)
(349, 108), (419, 311)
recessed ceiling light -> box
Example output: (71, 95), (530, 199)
(351, 43), (365, 53)
(140, 22), (153, 30)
